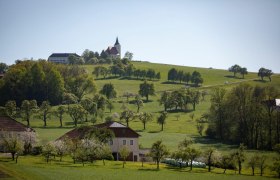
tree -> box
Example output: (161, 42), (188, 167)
(106, 99), (114, 113)
(220, 154), (234, 174)
(139, 80), (155, 102)
(187, 147), (201, 170)
(138, 112), (153, 130)
(150, 140), (169, 170)
(20, 100), (37, 127)
(248, 154), (259, 176)
(259, 155), (267, 176)
(5, 100), (17, 118)
(119, 146), (130, 168)
(53, 105), (66, 127)
(100, 83), (117, 99)
(67, 75), (96, 101)
(183, 72), (191, 84)
(42, 142), (55, 163)
(1, 133), (23, 162)
(232, 144), (246, 174)
(159, 91), (171, 111)
(157, 111), (167, 131)
(191, 71), (203, 86)
(134, 95), (143, 113)
(124, 51), (133, 60)
(38, 101), (52, 127)
(99, 145), (113, 165)
(62, 93), (78, 110)
(229, 64), (241, 77)
(68, 104), (86, 126)
(53, 140), (68, 161)
(188, 90), (200, 110)
(21, 131), (36, 154)
(272, 159), (280, 178)
(120, 109), (134, 127)
(45, 68), (64, 105)
(168, 68), (177, 82)
(258, 67), (273, 82)
(0, 62), (8, 73)
(240, 67), (248, 79)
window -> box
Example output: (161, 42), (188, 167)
(130, 140), (133, 145)
(123, 140), (126, 145)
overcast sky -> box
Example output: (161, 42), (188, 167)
(0, 0), (279, 72)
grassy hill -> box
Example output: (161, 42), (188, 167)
(2, 61), (279, 179)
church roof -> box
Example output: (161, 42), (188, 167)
(105, 46), (119, 55)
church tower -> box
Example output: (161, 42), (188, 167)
(114, 37), (121, 58)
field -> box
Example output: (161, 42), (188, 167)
(1, 61), (280, 179)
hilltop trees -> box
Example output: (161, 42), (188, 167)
(167, 68), (203, 86)
(228, 64), (248, 78)
(258, 67), (273, 81)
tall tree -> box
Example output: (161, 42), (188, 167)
(38, 101), (52, 127)
(232, 143), (246, 174)
(168, 68), (177, 82)
(258, 67), (273, 82)
(191, 71), (203, 86)
(20, 100), (37, 127)
(53, 105), (66, 127)
(157, 111), (168, 131)
(150, 140), (169, 170)
(139, 80), (155, 102)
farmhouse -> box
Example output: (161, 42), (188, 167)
(48, 53), (80, 64)
(0, 116), (36, 151)
(58, 121), (141, 161)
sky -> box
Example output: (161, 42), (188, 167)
(0, 0), (279, 72)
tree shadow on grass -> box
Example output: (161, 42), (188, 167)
(138, 168), (159, 172)
(253, 79), (268, 83)
(148, 130), (161, 133)
(94, 76), (119, 81)
(192, 136), (237, 150)
(224, 75), (243, 79)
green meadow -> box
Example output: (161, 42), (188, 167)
(1, 61), (280, 179)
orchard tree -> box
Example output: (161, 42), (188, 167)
(100, 83), (117, 99)
(139, 80), (155, 102)
(53, 105), (66, 127)
(53, 140), (68, 161)
(20, 100), (38, 127)
(240, 67), (248, 79)
(1, 133), (23, 162)
(229, 64), (241, 77)
(138, 112), (153, 130)
(232, 143), (246, 174)
(119, 146), (130, 168)
(5, 100), (17, 118)
(150, 140), (169, 170)
(68, 104), (86, 126)
(191, 71), (203, 86)
(38, 101), (52, 127)
(120, 109), (134, 127)
(204, 148), (220, 172)
(248, 154), (259, 176)
(134, 95), (143, 113)
(157, 111), (168, 131)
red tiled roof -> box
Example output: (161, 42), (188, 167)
(0, 116), (35, 132)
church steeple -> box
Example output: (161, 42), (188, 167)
(114, 37), (120, 45)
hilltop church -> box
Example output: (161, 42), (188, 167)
(103, 37), (121, 59)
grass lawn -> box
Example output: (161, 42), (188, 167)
(0, 155), (277, 180)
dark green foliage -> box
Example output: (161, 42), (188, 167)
(0, 62), (8, 73)
(206, 84), (280, 150)
(157, 111), (168, 131)
(100, 83), (117, 99)
(167, 68), (203, 86)
(258, 67), (273, 81)
(139, 80), (155, 102)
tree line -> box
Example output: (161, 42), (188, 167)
(168, 68), (203, 86)
(93, 59), (160, 80)
(206, 84), (279, 150)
